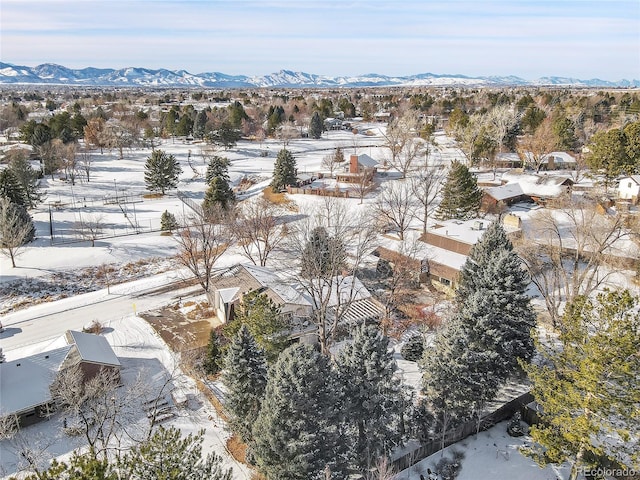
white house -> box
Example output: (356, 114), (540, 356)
(617, 175), (640, 203)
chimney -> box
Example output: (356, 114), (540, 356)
(349, 154), (359, 174)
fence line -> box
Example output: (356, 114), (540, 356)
(391, 392), (533, 472)
(286, 186), (351, 198)
(177, 190), (204, 216)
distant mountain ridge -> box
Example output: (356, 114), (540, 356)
(1, 62), (637, 88)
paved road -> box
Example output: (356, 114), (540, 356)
(0, 271), (202, 353)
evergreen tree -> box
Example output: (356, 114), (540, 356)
(0, 169), (27, 207)
(205, 156), (231, 183)
(8, 154), (43, 208)
(401, 334), (425, 361)
(300, 226), (346, 279)
(456, 220), (536, 374)
(309, 111), (323, 139)
(252, 343), (347, 479)
(202, 328), (225, 375)
(18, 451), (116, 480)
(203, 176), (235, 214)
(118, 426), (233, 480)
(144, 149), (182, 194)
(524, 290), (640, 478)
(270, 148), (297, 192)
(160, 210), (179, 232)
(337, 324), (405, 472)
(194, 109), (209, 139)
(223, 291), (288, 362)
(421, 319), (475, 450)
(223, 325), (268, 443)
(422, 220), (535, 435)
(435, 160), (482, 220)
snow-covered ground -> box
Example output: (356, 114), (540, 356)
(0, 313), (253, 479)
(396, 421), (570, 480)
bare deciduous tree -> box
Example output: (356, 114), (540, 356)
(382, 110), (426, 178)
(517, 117), (557, 173)
(77, 213), (105, 247)
(288, 197), (377, 355)
(373, 180), (416, 240)
(411, 161), (446, 234)
(78, 148), (93, 183)
(175, 209), (231, 294)
(516, 195), (628, 327)
(233, 197), (287, 267)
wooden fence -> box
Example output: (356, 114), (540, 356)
(286, 186), (351, 198)
(392, 392), (534, 472)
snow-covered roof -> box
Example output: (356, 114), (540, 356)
(424, 244), (468, 271)
(356, 153), (378, 168)
(0, 345), (72, 417)
(484, 183), (525, 201)
(218, 287), (240, 304)
(501, 171), (573, 198)
(428, 218), (491, 245)
(66, 330), (121, 367)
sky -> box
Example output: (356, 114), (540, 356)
(1, 0), (639, 80)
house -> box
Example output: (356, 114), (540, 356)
(0, 331), (121, 426)
(617, 175), (640, 204)
(419, 217), (522, 288)
(481, 183), (528, 213)
(500, 171), (573, 204)
(336, 154), (378, 183)
(209, 264), (383, 343)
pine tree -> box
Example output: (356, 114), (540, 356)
(456, 220), (536, 375)
(435, 160), (482, 220)
(421, 319), (475, 450)
(193, 109), (209, 139)
(0, 169), (27, 207)
(202, 328), (225, 375)
(223, 325), (268, 443)
(205, 156), (231, 184)
(252, 343), (347, 479)
(300, 226), (346, 279)
(270, 148), (297, 192)
(144, 149), (182, 194)
(160, 210), (179, 232)
(524, 290), (640, 478)
(337, 324), (405, 472)
(118, 426), (233, 480)
(8, 155), (43, 208)
(223, 291), (288, 362)
(309, 111), (323, 139)
(203, 176), (235, 214)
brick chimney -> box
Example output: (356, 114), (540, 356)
(349, 154), (359, 174)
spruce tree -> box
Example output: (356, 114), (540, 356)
(223, 325), (268, 443)
(456, 220), (536, 374)
(524, 290), (640, 478)
(252, 343), (347, 479)
(202, 328), (225, 375)
(160, 210), (179, 232)
(144, 149), (182, 194)
(194, 109), (209, 139)
(203, 176), (235, 213)
(309, 111), (323, 139)
(205, 156), (231, 184)
(223, 291), (288, 362)
(0, 169), (27, 207)
(337, 324), (405, 472)
(8, 155), (43, 208)
(435, 160), (482, 220)
(270, 149), (297, 192)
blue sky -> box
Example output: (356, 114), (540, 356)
(1, 0), (638, 80)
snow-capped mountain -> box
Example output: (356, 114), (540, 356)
(0, 62), (637, 88)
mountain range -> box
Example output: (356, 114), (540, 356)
(1, 62), (638, 88)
